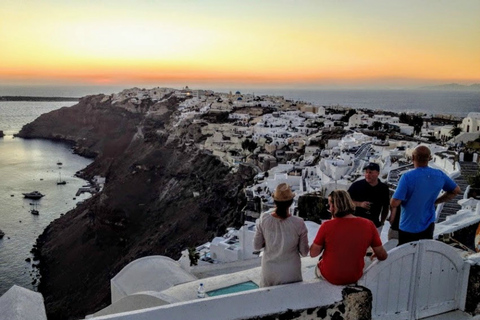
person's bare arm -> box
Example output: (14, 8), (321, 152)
(434, 185), (461, 205)
(310, 243), (323, 258)
(389, 198), (401, 225)
(371, 245), (388, 261)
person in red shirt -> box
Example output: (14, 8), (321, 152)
(310, 190), (388, 285)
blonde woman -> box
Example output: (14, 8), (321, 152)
(253, 183), (309, 287)
(310, 190), (387, 285)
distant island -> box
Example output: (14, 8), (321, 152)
(420, 83), (480, 91)
(0, 96), (79, 102)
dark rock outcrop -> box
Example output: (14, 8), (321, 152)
(20, 93), (255, 319)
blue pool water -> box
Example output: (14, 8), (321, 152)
(207, 281), (259, 297)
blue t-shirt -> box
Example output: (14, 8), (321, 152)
(392, 166), (457, 233)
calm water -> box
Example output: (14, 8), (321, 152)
(248, 89), (480, 118)
(0, 101), (93, 295)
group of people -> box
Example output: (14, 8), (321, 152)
(253, 145), (461, 287)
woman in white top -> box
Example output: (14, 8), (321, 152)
(253, 183), (309, 287)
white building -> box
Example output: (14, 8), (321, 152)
(435, 125), (455, 141)
(348, 113), (368, 127)
(459, 112), (480, 133)
(371, 114), (399, 125)
(397, 123), (415, 136)
(209, 222), (258, 262)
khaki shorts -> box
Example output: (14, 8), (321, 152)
(314, 264), (325, 280)
(388, 228), (399, 240)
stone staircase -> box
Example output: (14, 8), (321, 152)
(437, 161), (479, 223)
(386, 163), (414, 186)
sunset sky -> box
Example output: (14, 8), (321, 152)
(1, 0), (479, 90)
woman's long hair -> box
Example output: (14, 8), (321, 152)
(329, 190), (355, 218)
(274, 199), (294, 218)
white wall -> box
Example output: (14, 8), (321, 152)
(88, 280), (344, 320)
(239, 222), (257, 260)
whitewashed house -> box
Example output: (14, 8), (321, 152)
(435, 125), (455, 141)
(460, 112), (480, 133)
(397, 123), (415, 136)
(348, 113), (368, 127)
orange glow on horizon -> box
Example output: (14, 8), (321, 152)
(2, 67), (480, 87)
(1, 1), (479, 88)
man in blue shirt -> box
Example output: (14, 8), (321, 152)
(390, 145), (461, 245)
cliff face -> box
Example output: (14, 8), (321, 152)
(16, 94), (143, 158)
(19, 93), (255, 319)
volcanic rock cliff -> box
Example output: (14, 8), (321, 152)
(17, 92), (256, 319)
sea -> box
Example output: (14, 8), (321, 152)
(0, 86), (478, 296)
(249, 88), (480, 118)
(0, 101), (93, 295)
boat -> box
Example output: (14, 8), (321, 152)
(22, 191), (45, 199)
(30, 203), (39, 215)
(57, 160), (63, 165)
(57, 172), (66, 185)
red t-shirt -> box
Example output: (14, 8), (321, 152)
(313, 217), (382, 285)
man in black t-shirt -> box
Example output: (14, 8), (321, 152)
(348, 163), (390, 233)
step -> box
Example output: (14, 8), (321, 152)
(420, 309), (477, 320)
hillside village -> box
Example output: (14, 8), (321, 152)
(112, 87), (479, 170)
(105, 86), (480, 265)
(113, 86), (480, 210)
(98, 87), (480, 319)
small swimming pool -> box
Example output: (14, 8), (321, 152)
(206, 281), (259, 297)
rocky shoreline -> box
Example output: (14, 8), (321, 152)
(20, 93), (255, 319)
